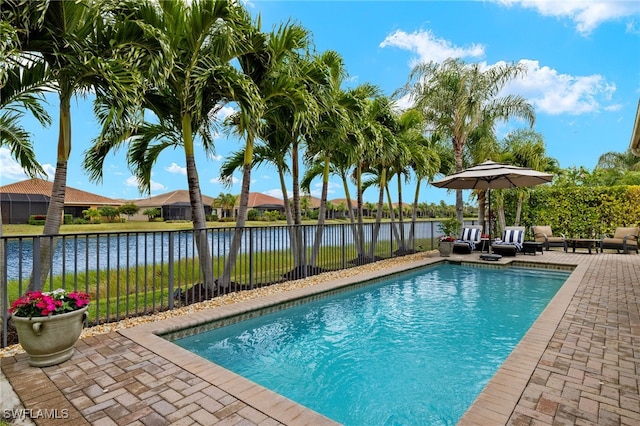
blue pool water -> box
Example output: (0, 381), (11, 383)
(174, 264), (569, 425)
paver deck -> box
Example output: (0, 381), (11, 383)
(2, 250), (639, 425)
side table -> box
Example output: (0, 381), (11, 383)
(522, 241), (544, 255)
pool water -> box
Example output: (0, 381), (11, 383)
(174, 264), (569, 425)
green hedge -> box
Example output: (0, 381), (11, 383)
(507, 185), (640, 238)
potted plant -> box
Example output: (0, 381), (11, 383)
(438, 217), (461, 257)
(9, 289), (90, 367)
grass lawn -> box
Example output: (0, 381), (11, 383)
(1, 218), (369, 236)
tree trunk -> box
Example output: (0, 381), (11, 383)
(221, 135), (253, 287)
(340, 174), (360, 255)
(355, 164), (365, 256)
(290, 140), (304, 270)
(514, 190), (524, 226)
(453, 136), (464, 223)
(396, 172), (406, 252)
(368, 168), (386, 259)
(385, 185), (401, 249)
(30, 96), (72, 291)
(408, 178), (421, 250)
(310, 156), (329, 266)
(182, 115), (213, 290)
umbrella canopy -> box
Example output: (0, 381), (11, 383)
(431, 160), (554, 190)
(431, 160), (554, 257)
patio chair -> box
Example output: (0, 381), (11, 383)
(453, 225), (483, 254)
(531, 225), (566, 251)
(600, 227), (639, 254)
(491, 226), (525, 256)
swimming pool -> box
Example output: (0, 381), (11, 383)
(174, 263), (569, 425)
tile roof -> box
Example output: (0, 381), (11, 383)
(0, 178), (121, 205)
(134, 190), (215, 207)
(244, 192), (285, 208)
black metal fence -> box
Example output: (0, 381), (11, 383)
(1, 220), (475, 347)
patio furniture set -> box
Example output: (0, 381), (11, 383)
(452, 225), (639, 257)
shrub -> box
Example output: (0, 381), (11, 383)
(247, 209), (259, 221)
(64, 214), (73, 225)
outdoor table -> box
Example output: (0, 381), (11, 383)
(564, 238), (600, 254)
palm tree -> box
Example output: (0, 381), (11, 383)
(222, 20), (317, 283)
(302, 54), (377, 266)
(398, 58), (535, 225)
(0, 61), (51, 302)
(396, 111), (441, 251)
(213, 193), (237, 219)
(4, 0), (152, 290)
(498, 129), (558, 227)
(596, 149), (640, 172)
(84, 0), (257, 291)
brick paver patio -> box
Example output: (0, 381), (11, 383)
(1, 250), (639, 425)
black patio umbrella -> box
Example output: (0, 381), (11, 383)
(431, 160), (554, 257)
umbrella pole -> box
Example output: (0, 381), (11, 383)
(488, 188), (492, 254)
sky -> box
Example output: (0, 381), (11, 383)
(2, 0), (640, 206)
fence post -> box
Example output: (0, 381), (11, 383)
(1, 237), (7, 347)
(249, 227), (254, 289)
(341, 224), (346, 269)
(32, 236), (41, 288)
(168, 232), (174, 310)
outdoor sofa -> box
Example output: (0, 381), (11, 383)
(453, 225), (483, 254)
(531, 225), (566, 251)
(491, 226), (525, 256)
(600, 227), (639, 254)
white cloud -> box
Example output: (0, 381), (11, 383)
(165, 162), (187, 175)
(0, 147), (53, 181)
(210, 176), (239, 185)
(208, 153), (223, 161)
(309, 181), (340, 198)
(0, 148), (31, 181)
(42, 164), (55, 179)
(494, 0), (640, 35)
(380, 29), (485, 65)
(263, 188), (285, 199)
(504, 59), (616, 115)
(125, 176), (166, 192)
(216, 105), (236, 121)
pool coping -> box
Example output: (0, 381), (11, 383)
(118, 255), (583, 425)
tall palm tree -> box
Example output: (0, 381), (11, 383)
(222, 20), (317, 283)
(303, 55), (376, 266)
(84, 0), (257, 291)
(398, 58), (535, 225)
(4, 0), (152, 290)
(396, 110), (440, 251)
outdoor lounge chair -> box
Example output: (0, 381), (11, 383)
(600, 227), (639, 254)
(453, 225), (483, 254)
(491, 226), (525, 256)
(531, 225), (566, 251)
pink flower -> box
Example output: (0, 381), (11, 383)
(9, 289), (90, 318)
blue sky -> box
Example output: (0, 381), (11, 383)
(2, 0), (639, 205)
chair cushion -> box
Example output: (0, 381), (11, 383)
(532, 226), (553, 237)
(460, 227), (481, 242)
(613, 227), (639, 239)
(602, 237), (638, 247)
(502, 229), (524, 244)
